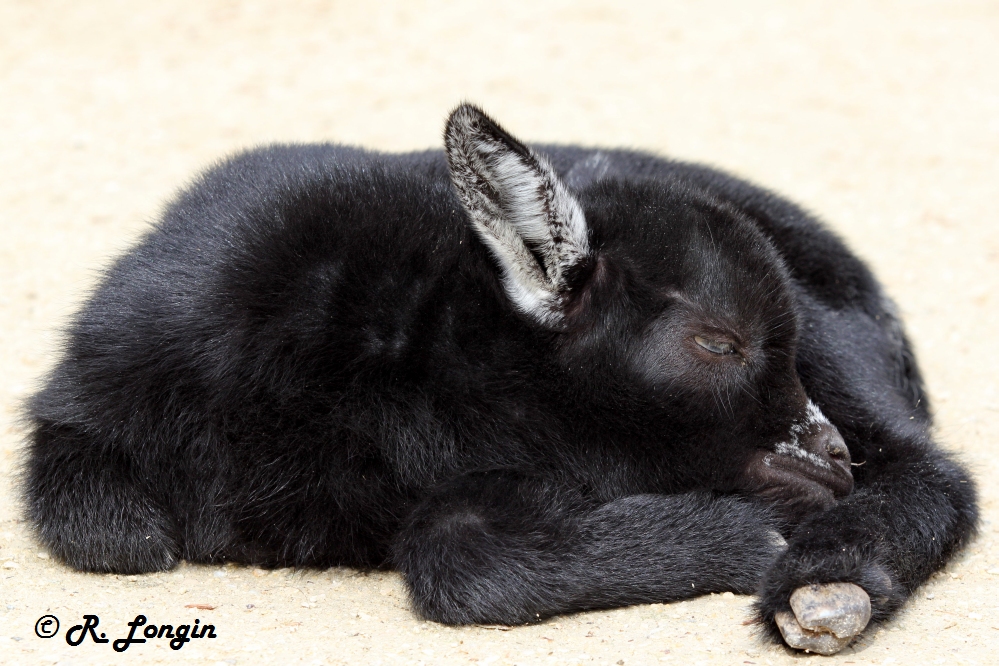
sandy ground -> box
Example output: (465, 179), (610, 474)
(1, 1), (998, 664)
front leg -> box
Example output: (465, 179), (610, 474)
(393, 470), (784, 625)
(757, 435), (978, 653)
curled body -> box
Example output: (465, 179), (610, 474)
(24, 106), (977, 653)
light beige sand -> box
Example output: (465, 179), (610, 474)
(2, 2), (997, 664)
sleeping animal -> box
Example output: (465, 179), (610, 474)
(24, 104), (977, 654)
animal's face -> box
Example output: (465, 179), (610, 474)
(445, 105), (853, 515)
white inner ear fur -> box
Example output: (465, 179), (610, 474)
(445, 106), (590, 327)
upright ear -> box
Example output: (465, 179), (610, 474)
(444, 104), (592, 328)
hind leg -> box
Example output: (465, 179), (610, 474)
(25, 423), (179, 574)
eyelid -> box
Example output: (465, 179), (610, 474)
(694, 334), (736, 355)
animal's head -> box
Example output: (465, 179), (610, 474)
(444, 104), (853, 517)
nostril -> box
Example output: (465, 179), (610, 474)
(823, 430), (851, 467)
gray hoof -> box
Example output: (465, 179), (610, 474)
(775, 582), (871, 655)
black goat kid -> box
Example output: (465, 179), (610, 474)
(24, 105), (976, 654)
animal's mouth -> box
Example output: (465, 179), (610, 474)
(756, 449), (854, 506)
(738, 426), (854, 512)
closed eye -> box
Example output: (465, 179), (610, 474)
(694, 334), (736, 355)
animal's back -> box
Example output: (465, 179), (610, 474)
(27, 144), (523, 568)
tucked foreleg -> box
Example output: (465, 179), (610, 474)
(757, 437), (977, 653)
(393, 471), (784, 625)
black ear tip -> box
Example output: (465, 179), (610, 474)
(444, 104), (529, 159)
(452, 102), (488, 118)
(445, 103), (491, 137)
